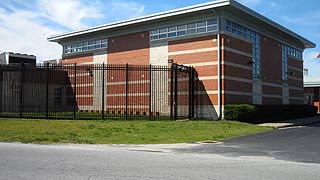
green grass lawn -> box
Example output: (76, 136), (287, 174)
(0, 119), (272, 144)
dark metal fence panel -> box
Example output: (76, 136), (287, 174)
(0, 63), (194, 120)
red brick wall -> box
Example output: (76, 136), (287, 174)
(288, 57), (304, 104)
(62, 53), (93, 64)
(169, 35), (218, 106)
(261, 35), (282, 84)
(221, 34), (252, 104)
(108, 32), (150, 65)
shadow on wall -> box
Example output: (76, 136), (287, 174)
(0, 65), (79, 115)
(193, 70), (218, 120)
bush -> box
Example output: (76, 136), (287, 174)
(224, 104), (257, 121)
(224, 104), (318, 124)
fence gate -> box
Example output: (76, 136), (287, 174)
(170, 64), (194, 120)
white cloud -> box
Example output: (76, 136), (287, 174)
(37, 0), (103, 30)
(0, 0), (147, 62)
(0, 7), (62, 62)
(105, 1), (146, 21)
(280, 11), (320, 26)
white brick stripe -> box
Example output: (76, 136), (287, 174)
(224, 90), (252, 96)
(68, 84), (93, 87)
(288, 65), (303, 72)
(107, 80), (150, 85)
(262, 82), (303, 91)
(67, 95), (93, 98)
(262, 94), (282, 99)
(106, 93), (150, 97)
(289, 97), (304, 100)
(184, 61), (218, 67)
(262, 82), (283, 88)
(224, 76), (252, 83)
(197, 76), (217, 80)
(168, 47), (217, 56)
(69, 73), (91, 77)
(222, 46), (252, 58)
(106, 105), (149, 109)
(288, 76), (303, 82)
(223, 61), (252, 70)
(289, 87), (303, 91)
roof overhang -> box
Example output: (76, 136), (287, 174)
(47, 0), (315, 49)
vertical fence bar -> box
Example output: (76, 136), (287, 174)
(19, 63), (24, 118)
(73, 63), (77, 120)
(170, 64), (174, 120)
(188, 67), (192, 119)
(102, 63), (105, 120)
(191, 68), (195, 119)
(149, 64), (152, 120)
(125, 63), (128, 120)
(174, 66), (178, 120)
(45, 63), (49, 119)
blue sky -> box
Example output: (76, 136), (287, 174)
(0, 0), (319, 76)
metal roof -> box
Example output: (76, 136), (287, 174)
(47, 0), (315, 49)
(304, 75), (320, 87)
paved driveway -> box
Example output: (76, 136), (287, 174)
(173, 123), (320, 163)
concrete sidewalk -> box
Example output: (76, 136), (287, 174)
(258, 116), (320, 128)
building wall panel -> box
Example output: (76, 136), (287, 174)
(108, 32), (150, 65)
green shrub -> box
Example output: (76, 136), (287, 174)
(224, 104), (256, 121)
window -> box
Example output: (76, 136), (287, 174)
(168, 26), (177, 37)
(63, 38), (108, 55)
(150, 18), (218, 41)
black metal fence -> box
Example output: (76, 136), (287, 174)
(0, 63), (194, 120)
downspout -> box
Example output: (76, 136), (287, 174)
(211, 9), (222, 120)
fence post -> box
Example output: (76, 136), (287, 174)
(191, 68), (195, 119)
(188, 67), (195, 119)
(19, 63), (24, 118)
(125, 63), (128, 120)
(149, 64), (152, 120)
(73, 63), (77, 120)
(102, 63), (105, 120)
(45, 63), (49, 119)
(170, 64), (173, 120)
(174, 65), (178, 120)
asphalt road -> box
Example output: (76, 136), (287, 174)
(1, 123), (320, 180)
(173, 122), (320, 163)
(1, 143), (320, 180)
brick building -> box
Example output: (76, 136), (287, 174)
(48, 0), (315, 119)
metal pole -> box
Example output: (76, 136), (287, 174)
(170, 64), (174, 120)
(45, 63), (49, 119)
(73, 63), (77, 120)
(102, 63), (105, 120)
(149, 64), (152, 120)
(188, 67), (192, 119)
(19, 63), (24, 118)
(125, 63), (128, 120)
(191, 68), (195, 118)
(174, 65), (178, 120)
